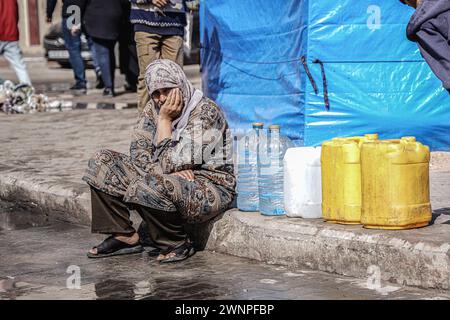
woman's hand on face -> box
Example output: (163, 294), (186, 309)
(171, 170), (195, 182)
(159, 88), (183, 122)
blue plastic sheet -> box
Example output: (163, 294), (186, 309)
(200, 0), (450, 150)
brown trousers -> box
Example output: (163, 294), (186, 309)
(90, 187), (187, 252)
(135, 32), (184, 112)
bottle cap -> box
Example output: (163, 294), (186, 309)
(401, 136), (416, 142)
(269, 124), (281, 130)
(364, 133), (379, 140)
(252, 122), (264, 129)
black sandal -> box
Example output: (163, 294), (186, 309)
(87, 235), (144, 259)
(158, 241), (196, 264)
(146, 246), (162, 257)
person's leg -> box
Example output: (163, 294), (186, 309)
(118, 32), (128, 77)
(92, 38), (113, 94)
(87, 35), (100, 73)
(134, 205), (189, 257)
(120, 36), (138, 92)
(61, 19), (87, 89)
(161, 35), (184, 67)
(89, 187), (142, 257)
(125, 42), (139, 91)
(135, 32), (161, 112)
(107, 40), (117, 91)
(2, 41), (31, 85)
(91, 187), (136, 235)
(87, 35), (104, 89)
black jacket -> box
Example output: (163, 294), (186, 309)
(80, 0), (130, 40)
(406, 0), (450, 91)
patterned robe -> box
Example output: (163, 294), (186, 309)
(82, 98), (236, 224)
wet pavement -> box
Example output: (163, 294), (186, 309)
(1, 200), (450, 300)
(0, 201), (50, 231)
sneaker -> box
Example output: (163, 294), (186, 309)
(103, 87), (115, 97)
(95, 72), (105, 89)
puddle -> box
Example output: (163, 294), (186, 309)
(0, 201), (50, 231)
(94, 279), (159, 300)
(0, 278), (37, 300)
(142, 278), (227, 300)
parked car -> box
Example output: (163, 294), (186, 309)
(43, 23), (92, 68)
(43, 10), (200, 67)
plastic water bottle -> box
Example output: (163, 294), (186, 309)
(258, 125), (293, 216)
(237, 123), (264, 211)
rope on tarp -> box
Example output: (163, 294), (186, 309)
(201, 46), (332, 111)
(301, 56), (318, 94)
(313, 59), (330, 111)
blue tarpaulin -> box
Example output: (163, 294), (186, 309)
(200, 0), (450, 150)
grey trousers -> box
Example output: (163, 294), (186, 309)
(90, 187), (188, 252)
(0, 41), (31, 85)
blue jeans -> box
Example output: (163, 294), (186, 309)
(92, 38), (116, 89)
(62, 18), (87, 87)
(88, 37), (101, 75)
(0, 41), (31, 85)
(61, 19), (101, 88)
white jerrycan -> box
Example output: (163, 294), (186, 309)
(283, 147), (322, 218)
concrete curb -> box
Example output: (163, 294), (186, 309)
(0, 175), (91, 225)
(206, 210), (450, 291)
(1, 173), (450, 291)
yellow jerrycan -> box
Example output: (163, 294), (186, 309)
(321, 134), (379, 224)
(361, 137), (432, 230)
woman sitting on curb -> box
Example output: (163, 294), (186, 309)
(82, 59), (236, 263)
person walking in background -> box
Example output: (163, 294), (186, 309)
(0, 0), (31, 85)
(46, 0), (104, 94)
(81, 0), (130, 97)
(130, 0), (188, 112)
(402, 0), (450, 93)
(119, 2), (139, 93)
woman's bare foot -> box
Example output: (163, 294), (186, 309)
(89, 232), (139, 255)
(156, 241), (195, 263)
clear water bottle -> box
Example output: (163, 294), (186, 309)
(258, 125), (294, 216)
(237, 123), (264, 211)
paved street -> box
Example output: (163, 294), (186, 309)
(1, 200), (450, 300)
